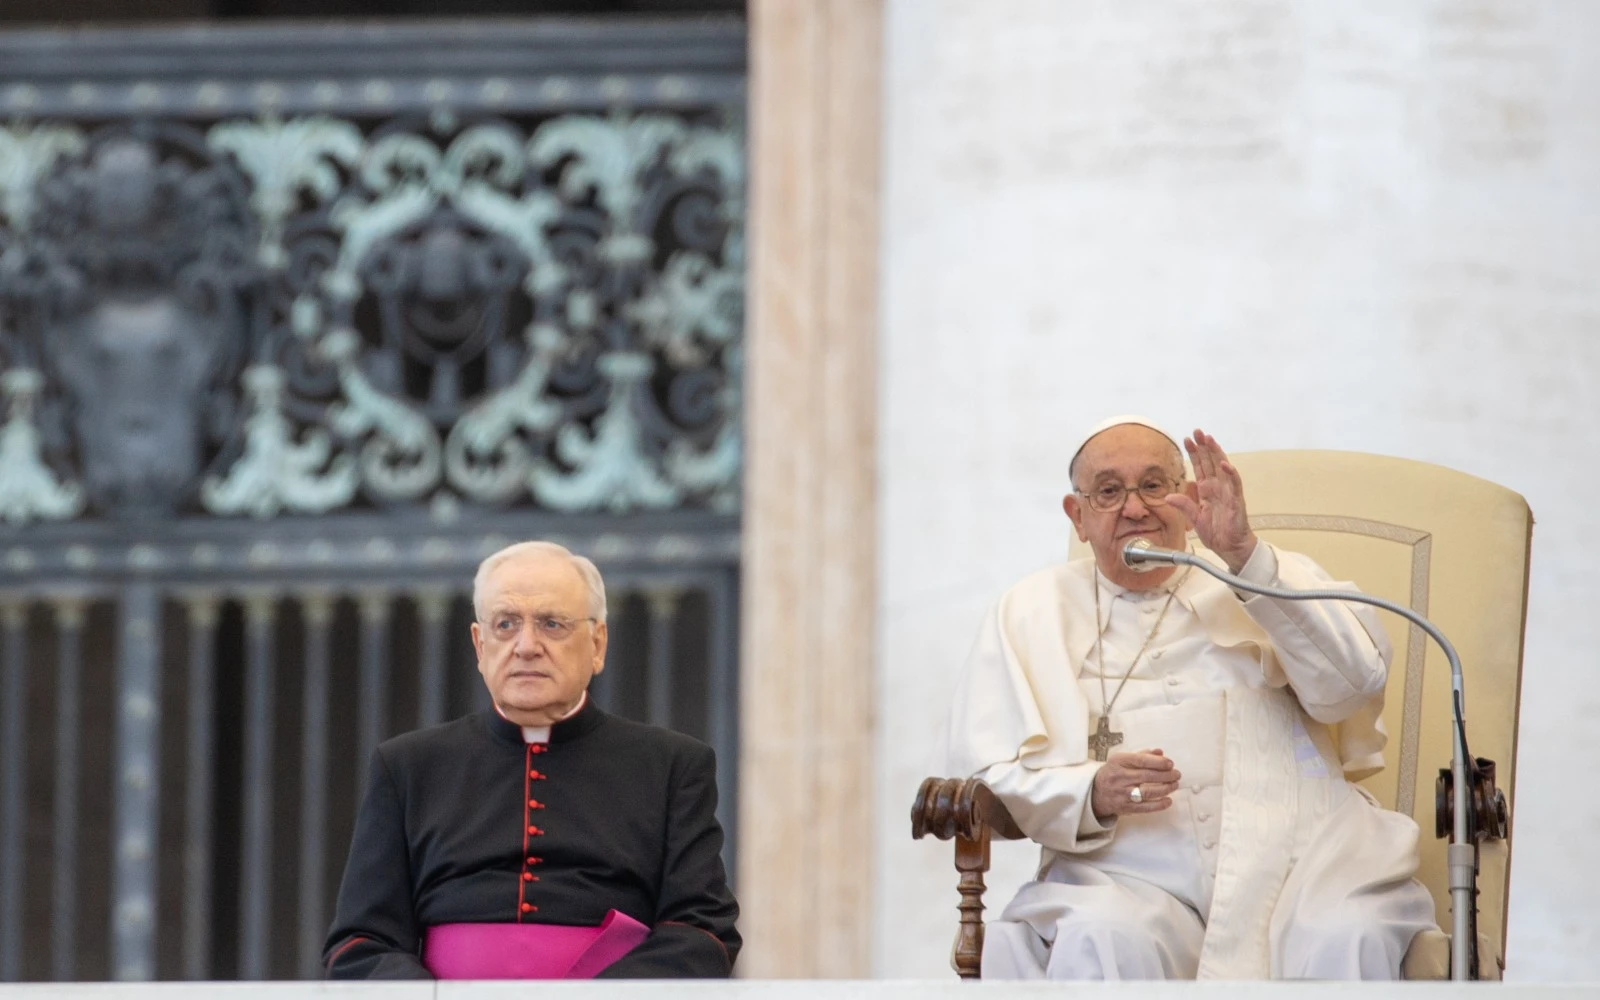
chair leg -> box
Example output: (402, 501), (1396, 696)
(952, 831), (991, 979)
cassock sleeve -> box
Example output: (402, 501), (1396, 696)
(1234, 542), (1392, 724)
(981, 759), (1116, 853)
(598, 742), (741, 978)
(323, 749), (432, 980)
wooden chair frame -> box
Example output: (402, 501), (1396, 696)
(909, 776), (1022, 979)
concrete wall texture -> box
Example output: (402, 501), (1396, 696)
(875, 0), (1600, 980)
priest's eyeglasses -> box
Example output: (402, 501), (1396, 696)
(483, 614), (597, 642)
(1077, 476), (1181, 513)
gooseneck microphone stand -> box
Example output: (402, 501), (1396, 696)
(1122, 537), (1492, 981)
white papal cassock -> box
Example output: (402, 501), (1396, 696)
(945, 542), (1438, 980)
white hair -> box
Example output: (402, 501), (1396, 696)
(472, 540), (607, 624)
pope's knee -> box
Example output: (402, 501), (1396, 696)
(1283, 904), (1385, 949)
(1278, 905), (1403, 980)
(1048, 912), (1190, 980)
(1054, 910), (1163, 948)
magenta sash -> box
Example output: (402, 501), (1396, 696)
(422, 910), (649, 979)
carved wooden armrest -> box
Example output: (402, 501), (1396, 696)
(911, 776), (1024, 843)
(910, 777), (1025, 979)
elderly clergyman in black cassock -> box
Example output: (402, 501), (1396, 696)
(324, 541), (740, 979)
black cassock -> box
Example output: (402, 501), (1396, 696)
(324, 698), (740, 978)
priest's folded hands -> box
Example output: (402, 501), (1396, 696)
(323, 541), (740, 980)
(943, 415), (1438, 980)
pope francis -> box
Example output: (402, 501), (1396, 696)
(944, 417), (1438, 980)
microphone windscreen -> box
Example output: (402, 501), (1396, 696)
(1122, 538), (1163, 572)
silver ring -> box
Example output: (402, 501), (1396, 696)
(1130, 785), (1144, 804)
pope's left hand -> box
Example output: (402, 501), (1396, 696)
(1165, 428), (1259, 574)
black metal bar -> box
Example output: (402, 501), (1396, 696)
(111, 583), (161, 981)
(181, 597), (219, 981)
(0, 19), (748, 90)
(0, 514), (739, 590)
(297, 592), (335, 980)
(416, 590), (449, 730)
(357, 592), (392, 808)
(0, 602), (27, 982)
(238, 593), (277, 980)
(646, 586), (681, 729)
(50, 599), (85, 982)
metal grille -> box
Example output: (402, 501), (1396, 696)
(0, 18), (744, 981)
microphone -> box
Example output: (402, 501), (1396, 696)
(1121, 537), (1191, 572)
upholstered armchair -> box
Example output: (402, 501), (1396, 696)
(913, 451), (1529, 980)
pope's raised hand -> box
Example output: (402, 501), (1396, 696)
(1164, 428), (1259, 574)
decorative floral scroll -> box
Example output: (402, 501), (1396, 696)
(0, 108), (744, 522)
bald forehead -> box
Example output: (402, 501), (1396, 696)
(1072, 424), (1183, 487)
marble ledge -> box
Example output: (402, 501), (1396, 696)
(0, 982), (1592, 999)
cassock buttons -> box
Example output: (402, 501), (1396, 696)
(529, 770), (545, 780)
(529, 799), (545, 809)
(523, 872), (534, 882)
(521, 903), (535, 913)
(528, 825), (544, 835)
(527, 857), (541, 865)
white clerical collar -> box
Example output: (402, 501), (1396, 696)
(494, 692), (588, 745)
(1095, 549), (1194, 601)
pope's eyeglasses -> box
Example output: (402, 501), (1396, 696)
(1077, 476), (1182, 513)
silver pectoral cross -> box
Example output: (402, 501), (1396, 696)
(1088, 715), (1123, 762)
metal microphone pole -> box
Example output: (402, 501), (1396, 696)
(1122, 538), (1479, 981)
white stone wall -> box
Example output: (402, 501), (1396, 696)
(875, 0), (1600, 981)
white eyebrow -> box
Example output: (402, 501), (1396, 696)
(490, 606), (567, 619)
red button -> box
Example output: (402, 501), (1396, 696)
(529, 800), (544, 809)
(528, 770), (544, 779)
(522, 872), (533, 882)
(528, 826), (543, 836)
(527, 857), (541, 865)
(520, 903), (532, 913)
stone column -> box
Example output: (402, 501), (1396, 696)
(740, 0), (883, 978)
